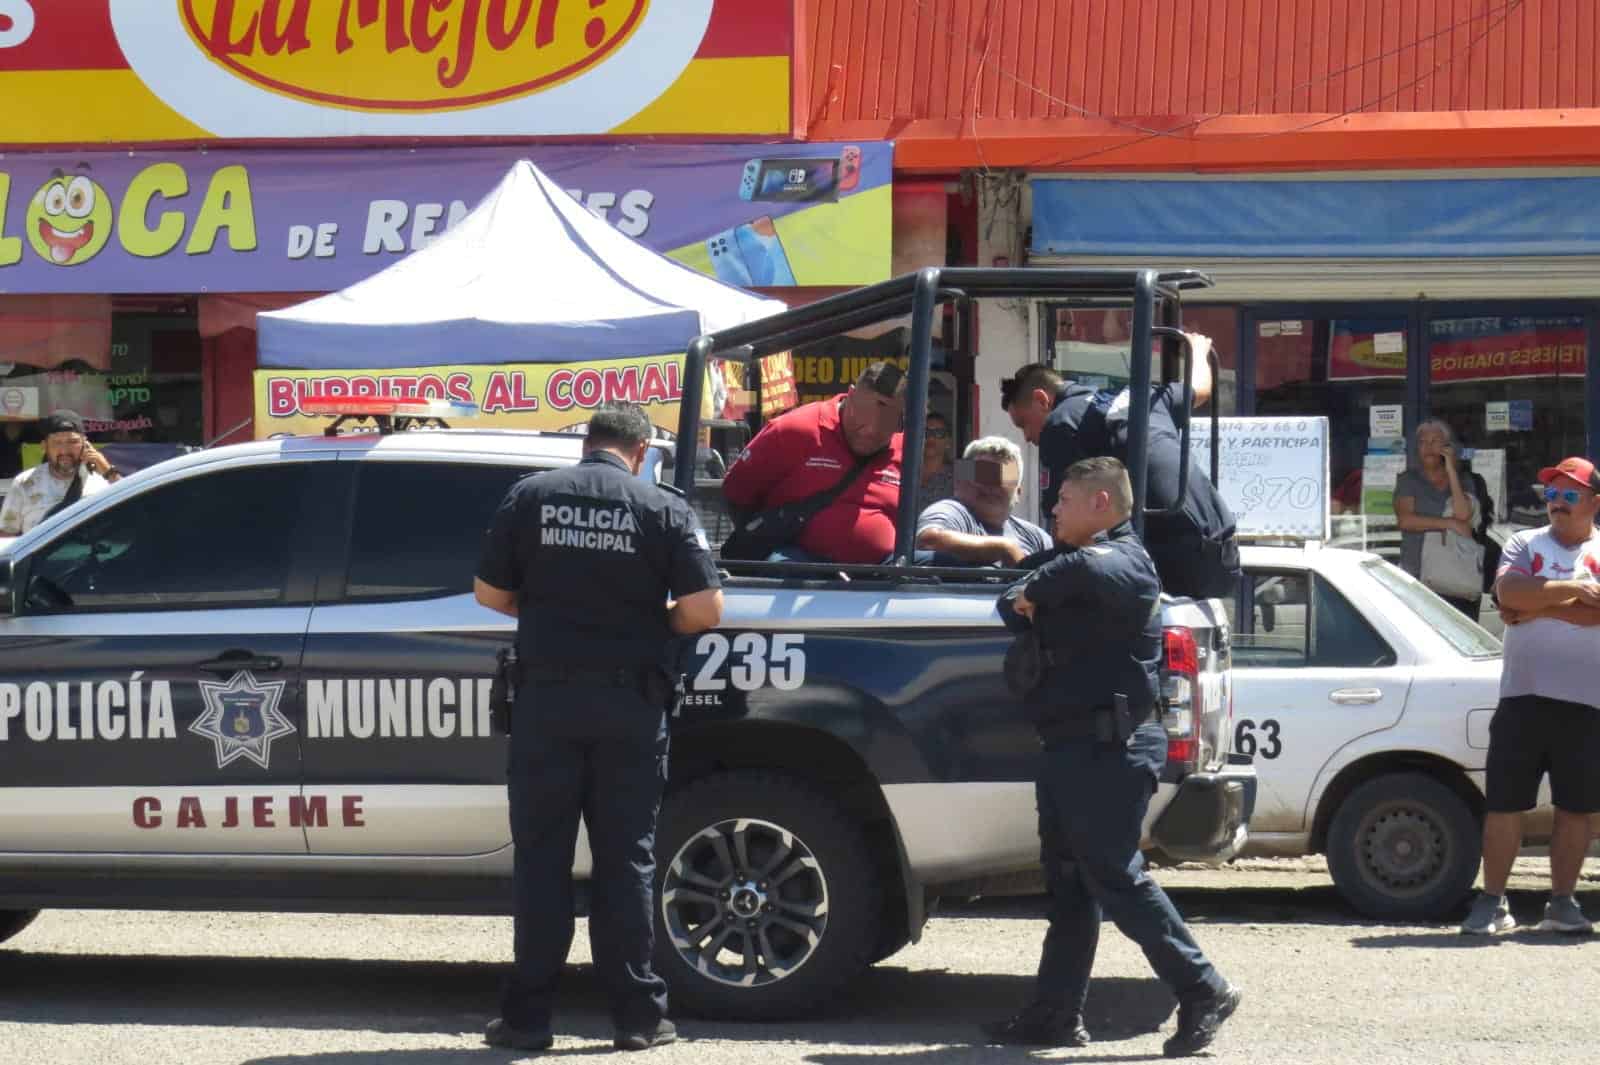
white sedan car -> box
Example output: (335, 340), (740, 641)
(1230, 544), (1511, 920)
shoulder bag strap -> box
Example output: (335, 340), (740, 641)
(43, 466), (85, 520)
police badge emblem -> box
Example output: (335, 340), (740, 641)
(190, 670), (295, 770)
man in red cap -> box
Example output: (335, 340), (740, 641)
(1461, 456), (1600, 936)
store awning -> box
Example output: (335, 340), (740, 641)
(1030, 175), (1600, 259)
(258, 161), (784, 369)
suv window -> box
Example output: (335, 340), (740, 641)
(1228, 569), (1396, 669)
(25, 464), (307, 614)
(342, 461), (542, 602)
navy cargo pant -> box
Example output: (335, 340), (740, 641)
(1034, 720), (1224, 1016)
(501, 675), (670, 1033)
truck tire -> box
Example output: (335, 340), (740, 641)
(0, 909), (39, 945)
(655, 771), (881, 1020)
(1326, 772), (1480, 921)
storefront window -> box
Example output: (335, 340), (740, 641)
(0, 299), (202, 483)
(1253, 316), (1409, 559)
(1424, 315), (1586, 532)
(1041, 304), (1240, 415)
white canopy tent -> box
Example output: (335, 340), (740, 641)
(258, 160), (785, 369)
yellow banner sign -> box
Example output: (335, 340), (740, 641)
(254, 356), (687, 438)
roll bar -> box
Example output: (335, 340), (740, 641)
(673, 266), (1216, 556)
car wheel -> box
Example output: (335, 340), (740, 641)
(655, 771), (880, 1020)
(1326, 772), (1480, 921)
(0, 909), (39, 945)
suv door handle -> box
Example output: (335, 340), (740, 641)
(196, 651), (284, 675)
(1329, 687), (1382, 705)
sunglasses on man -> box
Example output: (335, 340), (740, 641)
(1544, 487), (1590, 505)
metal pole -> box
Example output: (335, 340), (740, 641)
(895, 268), (939, 562)
(1127, 270), (1157, 536)
(674, 335), (711, 498)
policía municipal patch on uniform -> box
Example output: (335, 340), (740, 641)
(189, 671), (295, 770)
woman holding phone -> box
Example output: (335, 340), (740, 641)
(1395, 419), (1488, 619)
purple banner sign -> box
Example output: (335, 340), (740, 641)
(0, 141), (892, 294)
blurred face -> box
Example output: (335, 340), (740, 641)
(840, 385), (903, 457)
(1416, 425), (1450, 465)
(1006, 388), (1053, 446)
(1545, 473), (1600, 542)
(1051, 477), (1115, 546)
(44, 430), (84, 478)
(923, 416), (950, 467)
(954, 456), (1020, 528)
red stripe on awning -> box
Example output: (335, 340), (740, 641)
(696, 0), (791, 59)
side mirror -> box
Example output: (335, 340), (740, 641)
(0, 558), (12, 619)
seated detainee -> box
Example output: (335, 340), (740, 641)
(916, 437), (1051, 567)
(721, 362), (905, 564)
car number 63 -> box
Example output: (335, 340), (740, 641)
(1234, 718), (1282, 759)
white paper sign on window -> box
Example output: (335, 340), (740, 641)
(1187, 417), (1330, 540)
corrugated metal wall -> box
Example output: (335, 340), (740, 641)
(806, 0), (1592, 124)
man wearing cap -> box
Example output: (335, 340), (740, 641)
(0, 410), (121, 537)
(721, 361), (906, 564)
(1460, 455), (1600, 936)
(916, 436), (1051, 567)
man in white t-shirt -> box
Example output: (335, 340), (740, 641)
(1460, 455), (1600, 937)
(0, 410), (118, 537)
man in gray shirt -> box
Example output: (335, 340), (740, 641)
(917, 436), (1051, 567)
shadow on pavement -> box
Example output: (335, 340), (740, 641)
(1348, 888), (1600, 948)
(1353, 929), (1597, 949)
(808, 1051), (1170, 1065)
(941, 883), (1355, 925)
(243, 1051), (612, 1065)
(0, 948), (1173, 1047)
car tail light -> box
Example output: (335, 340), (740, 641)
(1163, 626), (1201, 773)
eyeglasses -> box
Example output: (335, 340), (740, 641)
(1545, 487), (1589, 505)
(925, 427), (950, 439)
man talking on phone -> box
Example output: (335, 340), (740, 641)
(0, 410), (121, 536)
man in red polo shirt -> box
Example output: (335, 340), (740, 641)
(722, 362), (906, 564)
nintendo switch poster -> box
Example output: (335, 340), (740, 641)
(0, 142), (893, 294)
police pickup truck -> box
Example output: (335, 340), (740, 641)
(0, 268), (1254, 1021)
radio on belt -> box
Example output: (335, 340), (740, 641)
(298, 396), (480, 436)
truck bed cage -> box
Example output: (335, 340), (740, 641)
(672, 267), (1216, 566)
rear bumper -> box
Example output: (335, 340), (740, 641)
(1149, 756), (1257, 865)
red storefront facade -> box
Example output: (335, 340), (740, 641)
(801, 0), (1600, 532)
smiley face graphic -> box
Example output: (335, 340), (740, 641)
(26, 170), (113, 266)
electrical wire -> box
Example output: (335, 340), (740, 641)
(1017, 0), (1523, 169)
(901, 0), (1526, 169)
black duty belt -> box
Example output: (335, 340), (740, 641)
(1035, 704), (1157, 746)
(527, 664), (649, 688)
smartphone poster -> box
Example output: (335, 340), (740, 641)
(0, 141), (891, 295)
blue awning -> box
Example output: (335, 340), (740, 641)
(1030, 176), (1600, 259)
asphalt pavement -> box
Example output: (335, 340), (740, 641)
(1, 857), (1595, 1065)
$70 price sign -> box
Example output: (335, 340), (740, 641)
(1238, 475), (1321, 512)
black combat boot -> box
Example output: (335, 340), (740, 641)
(484, 1017), (554, 1051)
(979, 1002), (1091, 1046)
(1163, 982), (1242, 1058)
(614, 1017), (677, 1051)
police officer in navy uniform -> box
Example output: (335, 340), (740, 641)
(475, 402), (723, 1052)
(984, 456), (1240, 1058)
(1001, 338), (1240, 601)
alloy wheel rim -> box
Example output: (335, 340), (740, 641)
(661, 818), (829, 988)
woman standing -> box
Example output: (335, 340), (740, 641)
(1394, 419), (1484, 619)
